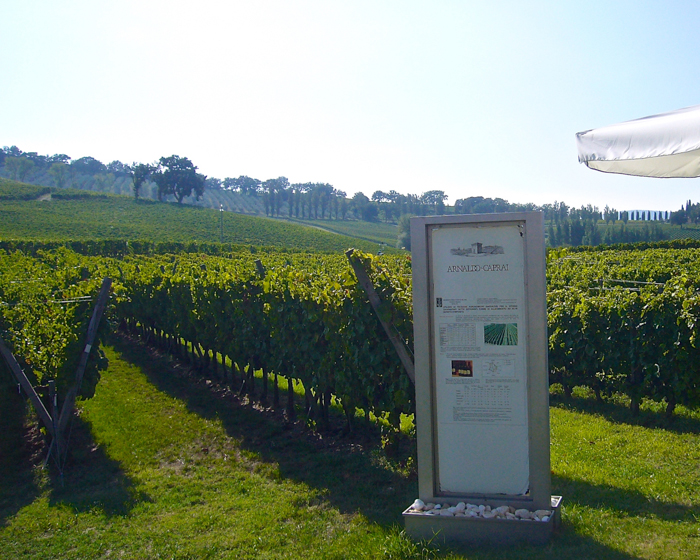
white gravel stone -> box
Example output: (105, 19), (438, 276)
(411, 499), (425, 511)
(405, 500), (553, 523)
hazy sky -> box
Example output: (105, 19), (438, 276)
(2, 1), (700, 211)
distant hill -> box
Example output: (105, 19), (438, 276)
(0, 180), (400, 254)
(280, 217), (399, 247)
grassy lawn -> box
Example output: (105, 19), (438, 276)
(1, 340), (699, 559)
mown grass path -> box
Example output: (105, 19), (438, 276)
(1, 340), (699, 559)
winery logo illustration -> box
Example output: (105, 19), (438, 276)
(450, 242), (504, 257)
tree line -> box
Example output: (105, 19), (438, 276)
(0, 147), (206, 204)
(2, 144), (693, 245)
(0, 145), (457, 220)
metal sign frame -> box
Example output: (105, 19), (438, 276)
(410, 212), (550, 511)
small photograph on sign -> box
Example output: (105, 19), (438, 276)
(484, 323), (518, 346)
(450, 242), (504, 257)
(436, 297), (443, 308)
(451, 359), (473, 377)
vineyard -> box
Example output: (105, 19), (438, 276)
(0, 246), (414, 437)
(3, 239), (700, 558)
(548, 244), (700, 415)
(3, 239), (700, 437)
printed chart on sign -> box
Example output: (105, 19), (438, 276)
(439, 323), (476, 349)
(452, 383), (514, 423)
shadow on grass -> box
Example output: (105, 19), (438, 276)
(445, 534), (644, 560)
(110, 335), (416, 526)
(108, 336), (660, 559)
(0, 362), (145, 522)
(549, 391), (700, 435)
(46, 414), (149, 517)
(552, 473), (695, 523)
(0, 374), (43, 525)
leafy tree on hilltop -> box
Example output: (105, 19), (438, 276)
(224, 176), (261, 196)
(5, 156), (35, 181)
(397, 214), (413, 249)
(205, 177), (223, 190)
(262, 177), (289, 216)
(152, 155), (206, 203)
(71, 156), (107, 175)
(107, 160), (131, 177)
(129, 163), (156, 200)
(421, 190), (448, 215)
(3, 145), (23, 158)
(47, 154), (71, 165)
(351, 192), (378, 222)
(49, 162), (69, 188)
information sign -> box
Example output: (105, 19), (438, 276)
(410, 212), (550, 509)
(431, 222), (529, 494)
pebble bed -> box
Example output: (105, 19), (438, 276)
(406, 499), (552, 522)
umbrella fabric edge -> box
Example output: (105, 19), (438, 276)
(576, 104), (700, 178)
(583, 147), (700, 178)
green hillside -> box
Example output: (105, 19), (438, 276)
(597, 219), (700, 242)
(0, 180), (397, 253)
(282, 217), (399, 247)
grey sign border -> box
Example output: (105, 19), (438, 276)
(410, 211), (550, 511)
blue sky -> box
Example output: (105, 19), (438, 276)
(2, 1), (700, 211)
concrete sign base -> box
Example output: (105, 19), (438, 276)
(403, 496), (562, 546)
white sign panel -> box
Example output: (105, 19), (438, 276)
(430, 222), (529, 495)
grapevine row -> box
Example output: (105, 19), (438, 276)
(547, 246), (700, 415)
(4, 242), (700, 430)
(0, 249), (109, 398)
(1, 246), (414, 433)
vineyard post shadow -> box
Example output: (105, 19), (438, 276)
(404, 212), (561, 545)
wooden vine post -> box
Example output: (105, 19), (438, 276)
(0, 337), (55, 438)
(57, 277), (112, 435)
(0, 277), (112, 471)
(345, 249), (415, 384)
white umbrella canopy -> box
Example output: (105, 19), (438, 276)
(576, 104), (700, 178)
